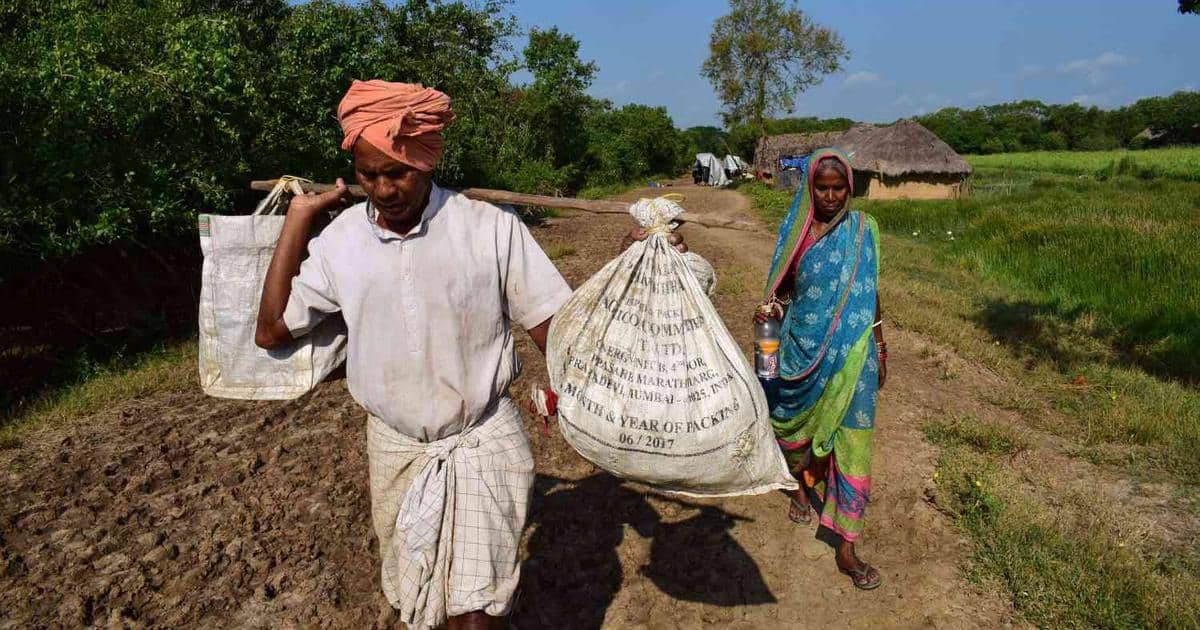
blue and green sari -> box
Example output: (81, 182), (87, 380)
(762, 147), (880, 542)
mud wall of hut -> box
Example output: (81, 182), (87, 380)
(861, 172), (966, 200)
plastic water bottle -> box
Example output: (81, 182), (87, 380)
(755, 307), (781, 380)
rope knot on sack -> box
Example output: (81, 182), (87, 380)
(629, 194), (686, 232)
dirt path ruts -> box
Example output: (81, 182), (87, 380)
(0, 179), (1018, 629)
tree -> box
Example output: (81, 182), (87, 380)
(522, 28), (598, 171)
(583, 104), (689, 186)
(682, 126), (730, 156)
(1180, 1), (1199, 14)
(701, 0), (848, 139)
(914, 91), (1200, 154)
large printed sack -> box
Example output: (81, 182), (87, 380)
(546, 196), (797, 497)
(197, 177), (348, 400)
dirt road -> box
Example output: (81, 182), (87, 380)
(0, 180), (1018, 628)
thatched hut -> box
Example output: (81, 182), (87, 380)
(754, 120), (972, 200)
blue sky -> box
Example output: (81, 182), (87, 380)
(507, 0), (1199, 128)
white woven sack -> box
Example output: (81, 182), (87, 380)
(197, 177), (348, 400)
(546, 197), (796, 497)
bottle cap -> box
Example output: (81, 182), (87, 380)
(758, 301), (783, 318)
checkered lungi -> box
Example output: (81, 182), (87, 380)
(366, 398), (535, 629)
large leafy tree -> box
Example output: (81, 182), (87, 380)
(584, 104), (689, 185)
(701, 0), (848, 139)
(523, 28), (598, 167)
(493, 27), (599, 194)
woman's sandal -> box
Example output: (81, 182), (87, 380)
(839, 563), (882, 590)
(787, 496), (812, 524)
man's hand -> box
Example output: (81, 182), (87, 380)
(289, 177), (354, 218)
(621, 227), (688, 253)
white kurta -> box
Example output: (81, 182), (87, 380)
(282, 184), (570, 624)
(283, 183), (572, 441)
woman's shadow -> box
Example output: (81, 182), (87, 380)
(512, 473), (775, 629)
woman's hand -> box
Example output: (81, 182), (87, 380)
(622, 227), (687, 253)
(874, 296), (887, 389)
(753, 302), (785, 323)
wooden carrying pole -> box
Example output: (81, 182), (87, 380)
(249, 179), (758, 232)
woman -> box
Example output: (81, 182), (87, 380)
(756, 147), (887, 590)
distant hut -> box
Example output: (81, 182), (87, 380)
(753, 130), (843, 178)
(754, 120), (972, 200)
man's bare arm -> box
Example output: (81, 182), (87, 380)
(255, 179), (350, 349)
(527, 317), (552, 354)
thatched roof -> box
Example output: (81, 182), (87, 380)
(755, 120), (972, 177)
(753, 131), (844, 175)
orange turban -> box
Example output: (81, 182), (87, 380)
(337, 80), (456, 172)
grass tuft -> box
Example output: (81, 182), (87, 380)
(544, 244), (577, 260)
(923, 415), (1027, 456)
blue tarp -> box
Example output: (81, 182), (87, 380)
(778, 155), (809, 170)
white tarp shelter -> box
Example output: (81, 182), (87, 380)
(724, 154), (750, 175)
(694, 153), (730, 187)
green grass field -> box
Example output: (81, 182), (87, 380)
(966, 146), (1200, 182)
(876, 172), (1200, 384)
(741, 163), (1200, 628)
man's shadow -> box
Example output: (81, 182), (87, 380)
(512, 473), (774, 629)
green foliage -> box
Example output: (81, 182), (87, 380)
(0, 0), (515, 275)
(682, 126), (730, 156)
(508, 26), (597, 190)
(0, 0), (688, 280)
(733, 180), (793, 225)
(917, 92), (1200, 154)
(0, 0), (280, 272)
(582, 104), (690, 187)
(701, 0), (848, 137)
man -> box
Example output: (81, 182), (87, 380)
(255, 80), (683, 630)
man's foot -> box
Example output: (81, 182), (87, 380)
(836, 544), (881, 590)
